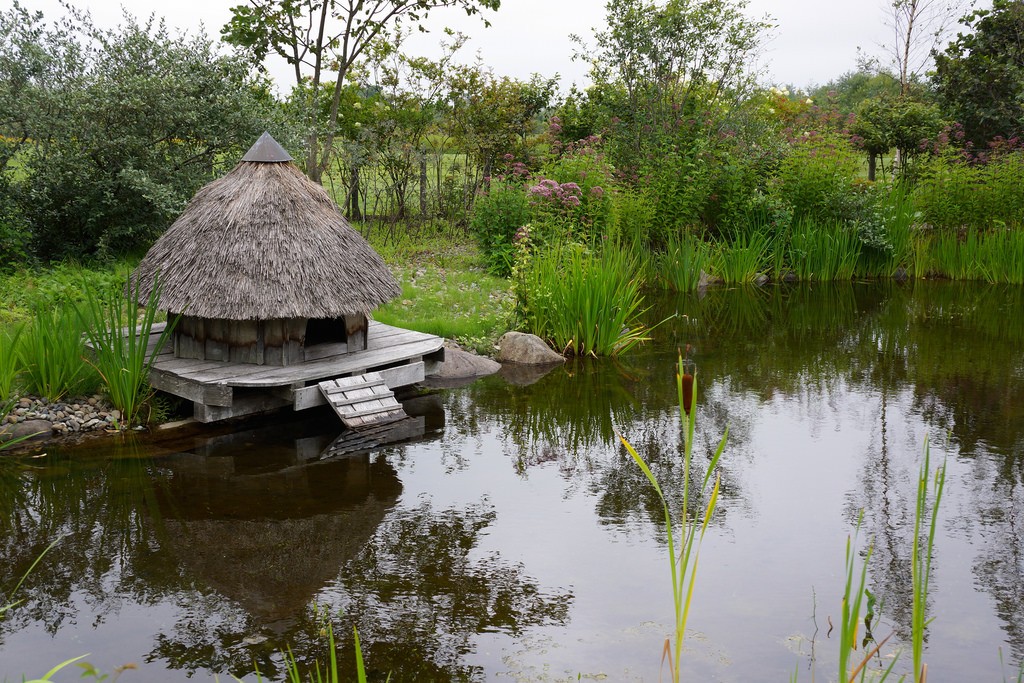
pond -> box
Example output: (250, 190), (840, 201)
(2, 281), (1023, 682)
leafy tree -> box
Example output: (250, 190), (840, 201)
(578, 0), (769, 168)
(852, 96), (943, 179)
(810, 68), (902, 116)
(222, 0), (500, 184)
(932, 0), (1024, 148)
(1, 6), (280, 263)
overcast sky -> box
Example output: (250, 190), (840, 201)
(22, 0), (922, 94)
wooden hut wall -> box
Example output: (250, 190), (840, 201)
(345, 314), (368, 352)
(261, 318), (306, 366)
(173, 314), (305, 366)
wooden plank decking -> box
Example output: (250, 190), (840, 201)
(144, 321), (444, 423)
(318, 373), (406, 429)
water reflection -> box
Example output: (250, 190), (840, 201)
(2, 282), (1024, 680)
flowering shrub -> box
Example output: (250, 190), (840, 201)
(469, 179), (532, 276)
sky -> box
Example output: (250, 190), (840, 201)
(22, 0), (903, 94)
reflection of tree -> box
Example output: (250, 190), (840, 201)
(303, 501), (574, 682)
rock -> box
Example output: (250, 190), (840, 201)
(753, 273), (769, 286)
(782, 271), (799, 283)
(698, 270), (723, 289)
(0, 419), (54, 443)
(496, 332), (565, 365)
(424, 344), (502, 388)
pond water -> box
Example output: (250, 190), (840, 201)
(2, 282), (1023, 682)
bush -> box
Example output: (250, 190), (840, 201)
(775, 132), (864, 224)
(469, 180), (532, 276)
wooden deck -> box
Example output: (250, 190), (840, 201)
(144, 321), (445, 423)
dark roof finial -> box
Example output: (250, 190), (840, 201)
(242, 131), (293, 163)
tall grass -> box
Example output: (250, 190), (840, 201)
(976, 228), (1024, 285)
(620, 356), (727, 682)
(654, 233), (712, 292)
(80, 280), (175, 428)
(0, 324), (22, 401)
(788, 219), (861, 281)
(712, 231), (769, 284)
(835, 439), (945, 683)
(911, 440), (945, 683)
(516, 243), (649, 356)
(16, 304), (99, 400)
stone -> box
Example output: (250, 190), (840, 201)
(698, 270), (723, 289)
(0, 419), (53, 444)
(495, 332), (565, 365)
(424, 344), (502, 388)
(753, 273), (769, 286)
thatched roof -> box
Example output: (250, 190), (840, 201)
(130, 134), (400, 320)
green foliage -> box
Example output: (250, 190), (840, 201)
(0, 261), (132, 325)
(222, 0), (500, 184)
(469, 180), (532, 276)
(932, 0), (1024, 148)
(607, 188), (657, 249)
(912, 150), (1024, 230)
(775, 133), (865, 224)
(787, 219), (861, 281)
(712, 230), (769, 284)
(852, 97), (944, 180)
(16, 304), (99, 401)
(79, 280), (176, 428)
(1, 6), (279, 263)
(654, 232), (712, 292)
(514, 242), (649, 356)
(0, 324), (22, 402)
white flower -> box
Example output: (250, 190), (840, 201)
(354, 122), (362, 128)
(768, 107), (775, 114)
(805, 98), (813, 105)
(353, 101), (362, 109)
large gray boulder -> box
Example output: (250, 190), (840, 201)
(424, 343), (501, 388)
(496, 332), (565, 365)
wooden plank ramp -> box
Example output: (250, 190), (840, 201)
(318, 372), (406, 429)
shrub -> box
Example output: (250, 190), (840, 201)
(775, 132), (864, 224)
(469, 180), (532, 276)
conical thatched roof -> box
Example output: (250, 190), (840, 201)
(131, 134), (400, 320)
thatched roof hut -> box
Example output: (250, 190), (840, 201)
(131, 132), (401, 366)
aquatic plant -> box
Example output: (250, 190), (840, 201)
(0, 323), (22, 401)
(910, 440), (945, 683)
(788, 219), (861, 281)
(712, 230), (769, 284)
(654, 232), (712, 293)
(80, 279), (176, 428)
(16, 303), (99, 400)
(619, 353), (727, 682)
(515, 242), (649, 356)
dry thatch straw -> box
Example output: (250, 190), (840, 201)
(131, 158), (401, 320)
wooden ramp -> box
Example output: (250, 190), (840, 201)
(318, 372), (406, 429)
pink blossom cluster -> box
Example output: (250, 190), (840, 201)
(528, 178), (583, 208)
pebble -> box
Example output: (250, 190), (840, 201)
(0, 394), (121, 439)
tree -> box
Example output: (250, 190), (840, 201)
(852, 96), (943, 179)
(575, 0), (770, 171)
(222, 0), (500, 184)
(932, 0), (1024, 148)
(1, 6), (279, 262)
(886, 0), (965, 96)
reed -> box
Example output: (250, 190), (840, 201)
(0, 323), (22, 401)
(16, 304), (99, 400)
(516, 243), (649, 356)
(655, 233), (712, 292)
(788, 220), (861, 281)
(911, 440), (945, 683)
(713, 231), (769, 284)
(924, 230), (985, 280)
(976, 228), (1024, 285)
(619, 354), (727, 682)
(80, 280), (176, 428)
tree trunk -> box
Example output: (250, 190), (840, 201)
(419, 157), (428, 217)
(348, 167), (362, 221)
(868, 154), (877, 182)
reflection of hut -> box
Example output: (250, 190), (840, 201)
(129, 133), (444, 423)
(154, 422), (407, 625)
